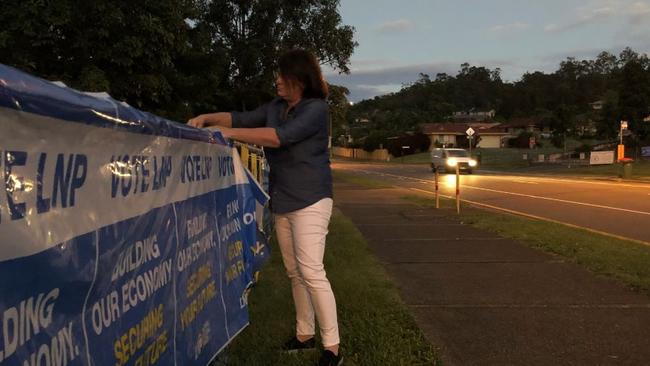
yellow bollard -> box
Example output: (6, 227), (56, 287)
(257, 158), (263, 183)
(241, 145), (250, 169)
(455, 165), (460, 214)
(251, 153), (258, 180)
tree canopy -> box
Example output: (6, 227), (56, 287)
(349, 48), (650, 146)
(0, 0), (356, 121)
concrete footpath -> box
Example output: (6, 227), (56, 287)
(333, 178), (650, 366)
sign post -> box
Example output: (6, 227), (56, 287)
(455, 165), (461, 214)
(435, 169), (440, 209)
(618, 121), (628, 161)
(401, 145), (410, 163)
(466, 127), (475, 156)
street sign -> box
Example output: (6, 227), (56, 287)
(620, 121), (628, 130)
(466, 127), (475, 136)
(642, 146), (650, 157)
(590, 151), (615, 165)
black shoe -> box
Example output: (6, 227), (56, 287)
(317, 350), (343, 366)
(281, 336), (316, 353)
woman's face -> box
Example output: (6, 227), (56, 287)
(276, 73), (303, 102)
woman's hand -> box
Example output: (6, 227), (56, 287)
(209, 127), (280, 147)
(187, 112), (233, 129)
(187, 115), (208, 128)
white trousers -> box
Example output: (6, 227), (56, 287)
(274, 198), (339, 347)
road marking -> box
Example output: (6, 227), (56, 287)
(385, 260), (566, 264)
(356, 223), (465, 226)
(461, 185), (650, 216)
(363, 170), (650, 217)
(339, 164), (650, 189)
(408, 187), (650, 247)
(407, 304), (650, 309)
(345, 214), (442, 219)
(514, 180), (539, 185)
(478, 173), (650, 189)
(384, 238), (507, 241)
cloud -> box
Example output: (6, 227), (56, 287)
(544, 0), (650, 33)
(628, 1), (650, 24)
(376, 19), (416, 33)
(489, 22), (530, 33)
(543, 23), (561, 32)
(325, 62), (455, 101)
(343, 84), (405, 101)
(327, 62), (454, 84)
(544, 9), (613, 32)
(349, 58), (399, 68)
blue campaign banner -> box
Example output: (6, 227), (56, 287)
(0, 63), (269, 366)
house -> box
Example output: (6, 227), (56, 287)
(420, 122), (509, 149)
(450, 108), (496, 122)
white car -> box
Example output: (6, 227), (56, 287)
(430, 148), (477, 174)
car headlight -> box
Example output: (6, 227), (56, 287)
(469, 159), (477, 167)
(446, 158), (457, 166)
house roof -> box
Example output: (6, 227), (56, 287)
(420, 122), (508, 135)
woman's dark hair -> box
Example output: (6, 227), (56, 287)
(277, 49), (328, 99)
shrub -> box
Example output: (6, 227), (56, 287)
(386, 133), (431, 156)
(575, 143), (593, 153)
(508, 131), (534, 148)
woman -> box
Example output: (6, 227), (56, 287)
(188, 49), (342, 366)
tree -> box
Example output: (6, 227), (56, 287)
(593, 51), (618, 75)
(362, 130), (389, 152)
(597, 92), (619, 138)
(200, 0), (356, 110)
(347, 47), (650, 144)
(0, 0), (206, 120)
(327, 83), (351, 143)
(617, 59), (650, 143)
(0, 0), (357, 120)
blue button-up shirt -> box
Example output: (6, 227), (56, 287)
(231, 97), (332, 214)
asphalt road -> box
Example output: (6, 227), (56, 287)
(333, 162), (650, 244)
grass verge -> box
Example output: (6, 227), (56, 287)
(216, 211), (440, 366)
(367, 150), (650, 180)
(332, 170), (393, 189)
(402, 195), (650, 295)
(522, 160), (650, 179)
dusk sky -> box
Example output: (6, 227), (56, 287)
(325, 0), (650, 102)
